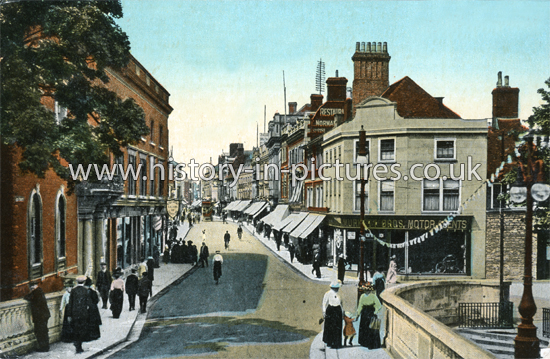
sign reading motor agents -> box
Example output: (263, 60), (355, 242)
(328, 215), (471, 232)
(166, 200), (179, 219)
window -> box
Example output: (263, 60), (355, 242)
(135, 64), (140, 76)
(354, 180), (369, 211)
(379, 139), (395, 162)
(140, 154), (147, 196)
(380, 180), (395, 211)
(150, 156), (156, 196)
(159, 160), (165, 197)
(159, 125), (164, 148)
(354, 139), (370, 163)
(435, 139), (455, 160)
(128, 151), (137, 196)
(57, 195), (66, 259)
(423, 179), (460, 212)
(150, 121), (155, 143)
(28, 192), (42, 272)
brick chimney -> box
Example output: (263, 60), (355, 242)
(288, 102), (297, 114)
(492, 71), (519, 119)
(326, 73), (348, 102)
(351, 41), (391, 110)
(310, 94), (323, 112)
(229, 143), (242, 157)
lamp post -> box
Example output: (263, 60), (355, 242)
(357, 125), (368, 296)
(511, 134), (550, 358)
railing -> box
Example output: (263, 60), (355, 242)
(458, 302), (514, 329)
(543, 308), (550, 338)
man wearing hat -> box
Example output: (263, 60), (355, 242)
(66, 275), (94, 353)
(96, 262), (112, 309)
(24, 280), (51, 352)
(322, 280), (343, 349)
(138, 271), (152, 313)
(213, 250), (223, 285)
(199, 242), (210, 268)
(126, 267), (139, 311)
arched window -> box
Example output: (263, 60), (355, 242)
(28, 192), (42, 275)
(57, 195), (66, 259)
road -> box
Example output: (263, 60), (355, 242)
(107, 220), (360, 359)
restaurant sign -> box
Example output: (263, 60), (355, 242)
(328, 215), (471, 232)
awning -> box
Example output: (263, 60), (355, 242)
(297, 214), (326, 239)
(191, 200), (202, 208)
(223, 200), (241, 211)
(273, 212), (308, 232)
(233, 200), (252, 213)
(289, 180), (304, 203)
(261, 205), (289, 226)
(290, 213), (323, 238)
(244, 201), (266, 215)
(251, 202), (269, 218)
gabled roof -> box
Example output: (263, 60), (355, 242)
(381, 76), (461, 119)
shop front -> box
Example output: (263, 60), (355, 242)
(328, 214), (472, 277)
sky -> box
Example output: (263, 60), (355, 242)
(116, 0), (550, 165)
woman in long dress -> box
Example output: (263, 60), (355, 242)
(322, 281), (343, 349)
(356, 283), (382, 349)
(84, 277), (102, 341)
(110, 269), (125, 319)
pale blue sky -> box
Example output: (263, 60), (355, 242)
(117, 0), (550, 164)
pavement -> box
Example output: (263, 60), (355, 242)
(19, 222), (194, 359)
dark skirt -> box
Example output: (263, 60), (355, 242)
(322, 305), (343, 348)
(213, 261), (222, 280)
(358, 305), (381, 349)
(110, 289), (124, 318)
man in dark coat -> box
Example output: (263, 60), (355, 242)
(288, 243), (296, 263)
(66, 275), (96, 353)
(337, 255), (346, 284)
(224, 231), (231, 250)
(199, 242), (210, 268)
(24, 281), (51, 352)
(138, 272), (153, 314)
(96, 262), (112, 309)
(125, 268), (139, 311)
(146, 257), (155, 282)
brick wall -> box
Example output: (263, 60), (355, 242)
(485, 210), (537, 280)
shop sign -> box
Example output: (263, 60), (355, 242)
(347, 231), (356, 239)
(166, 200), (179, 219)
(328, 215), (470, 232)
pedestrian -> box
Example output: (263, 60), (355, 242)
(265, 225), (271, 240)
(312, 250), (322, 278)
(24, 280), (51, 352)
(322, 280), (343, 349)
(138, 271), (152, 313)
(213, 250), (223, 285)
(202, 229), (207, 243)
(237, 225), (243, 240)
(199, 242), (210, 268)
(386, 255), (397, 285)
(84, 277), (101, 342)
(163, 245), (171, 264)
(224, 230), (231, 250)
(343, 311), (356, 346)
(110, 268), (125, 319)
(60, 279), (74, 343)
(66, 275), (98, 354)
(96, 262), (112, 309)
(372, 266), (386, 299)
(355, 283), (382, 349)
(126, 267), (139, 311)
(146, 256), (155, 282)
(138, 258), (148, 279)
(275, 233), (281, 251)
(288, 243), (296, 263)
(337, 254), (346, 284)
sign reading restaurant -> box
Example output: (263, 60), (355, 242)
(328, 215), (471, 232)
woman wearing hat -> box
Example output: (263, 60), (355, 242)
(355, 283), (382, 349)
(386, 255), (398, 285)
(110, 268), (125, 319)
(322, 280), (344, 349)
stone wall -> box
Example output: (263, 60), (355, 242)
(0, 291), (62, 356)
(485, 210), (537, 281)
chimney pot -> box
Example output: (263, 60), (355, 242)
(504, 75), (509, 87)
(383, 42), (387, 53)
(361, 42), (365, 52)
(497, 71), (502, 87)
(366, 42), (371, 52)
(378, 42), (382, 52)
(335, 70), (339, 77)
(356, 42), (360, 52)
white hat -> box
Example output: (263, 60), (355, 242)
(330, 280), (342, 289)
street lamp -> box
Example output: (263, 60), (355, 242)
(510, 134), (550, 359)
(357, 125), (368, 296)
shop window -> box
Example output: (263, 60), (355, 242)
(380, 180), (394, 211)
(423, 179), (460, 212)
(379, 139), (395, 162)
(354, 180), (368, 212)
(435, 139), (455, 160)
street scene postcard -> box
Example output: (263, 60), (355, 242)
(1, 1), (550, 358)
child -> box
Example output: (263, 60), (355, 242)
(343, 311), (356, 346)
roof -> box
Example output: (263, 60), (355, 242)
(381, 76), (461, 119)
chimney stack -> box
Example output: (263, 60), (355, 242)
(326, 76), (348, 102)
(352, 41), (391, 111)
(310, 94), (324, 112)
(492, 72), (519, 119)
(288, 102), (297, 114)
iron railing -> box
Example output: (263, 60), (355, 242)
(543, 308), (550, 338)
(458, 302), (514, 329)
